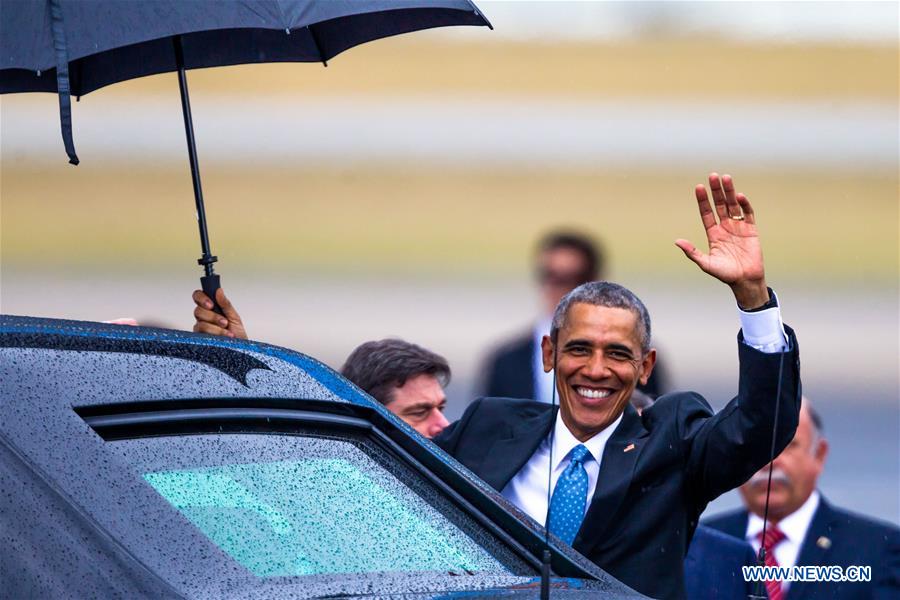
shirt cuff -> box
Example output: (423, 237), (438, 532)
(739, 290), (788, 353)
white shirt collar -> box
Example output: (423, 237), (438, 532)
(746, 489), (821, 546)
(550, 410), (623, 472)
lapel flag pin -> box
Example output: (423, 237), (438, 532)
(816, 536), (832, 549)
(624, 443), (635, 453)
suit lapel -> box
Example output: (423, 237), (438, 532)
(787, 498), (837, 600)
(477, 405), (557, 491)
(574, 405), (649, 555)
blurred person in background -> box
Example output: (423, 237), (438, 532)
(341, 338), (451, 439)
(479, 229), (667, 402)
(102, 318), (176, 329)
(102, 318), (139, 326)
(704, 399), (900, 599)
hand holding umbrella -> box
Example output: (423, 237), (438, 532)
(192, 288), (247, 339)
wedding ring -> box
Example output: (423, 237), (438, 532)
(730, 215), (745, 221)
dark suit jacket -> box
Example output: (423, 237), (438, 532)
(480, 330), (668, 399)
(684, 525), (762, 600)
(437, 329), (801, 600)
(704, 498), (900, 599)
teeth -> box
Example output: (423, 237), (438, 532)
(576, 387), (612, 399)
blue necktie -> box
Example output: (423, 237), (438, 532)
(548, 444), (591, 545)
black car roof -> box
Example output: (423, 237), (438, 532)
(0, 314), (369, 402)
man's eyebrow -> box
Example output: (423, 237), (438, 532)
(606, 343), (635, 354)
(562, 338), (594, 349)
(399, 402), (441, 412)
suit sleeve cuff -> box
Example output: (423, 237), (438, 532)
(739, 289), (788, 353)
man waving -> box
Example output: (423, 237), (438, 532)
(435, 173), (801, 599)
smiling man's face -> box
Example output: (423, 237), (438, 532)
(542, 303), (656, 441)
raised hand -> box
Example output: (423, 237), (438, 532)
(192, 287), (248, 339)
(675, 173), (769, 309)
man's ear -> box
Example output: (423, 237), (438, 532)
(638, 348), (657, 385)
(540, 335), (554, 373)
(814, 437), (829, 466)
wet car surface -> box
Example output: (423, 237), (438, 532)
(1, 316), (646, 599)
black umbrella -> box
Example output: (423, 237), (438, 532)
(0, 0), (491, 309)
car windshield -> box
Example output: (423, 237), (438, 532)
(102, 430), (532, 595)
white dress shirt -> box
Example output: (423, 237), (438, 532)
(738, 292), (789, 353)
(502, 411), (622, 526)
(745, 491), (821, 591)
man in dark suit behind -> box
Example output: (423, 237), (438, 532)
(704, 400), (900, 599)
(479, 229), (668, 402)
(436, 173), (802, 599)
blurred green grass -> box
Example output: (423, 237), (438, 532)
(2, 165), (896, 284)
(3, 38), (896, 284)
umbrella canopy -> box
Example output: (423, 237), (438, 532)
(2, 0), (489, 94)
(1, 0), (491, 161)
(0, 0), (490, 308)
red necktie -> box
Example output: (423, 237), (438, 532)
(758, 526), (787, 600)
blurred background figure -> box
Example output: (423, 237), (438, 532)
(341, 338), (451, 439)
(479, 229), (667, 402)
(102, 317), (176, 328)
(101, 317), (139, 326)
(704, 398), (900, 599)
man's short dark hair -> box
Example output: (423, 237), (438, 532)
(341, 339), (451, 406)
(551, 281), (652, 354)
(536, 230), (605, 281)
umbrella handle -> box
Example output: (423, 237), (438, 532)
(201, 274), (224, 316)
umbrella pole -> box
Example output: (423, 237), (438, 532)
(173, 35), (222, 314)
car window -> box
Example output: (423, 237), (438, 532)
(105, 430), (530, 594)
(141, 442), (501, 577)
